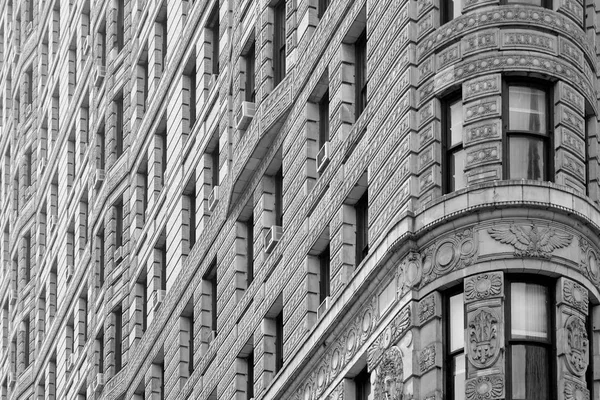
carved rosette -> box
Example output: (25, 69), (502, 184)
(397, 251), (423, 294)
(464, 272), (503, 303)
(374, 346), (404, 400)
(488, 223), (573, 258)
(419, 344), (436, 373)
(564, 377), (589, 400)
(418, 294), (437, 325)
(564, 315), (589, 377)
(468, 308), (501, 369)
(465, 374), (504, 400)
(562, 279), (589, 315)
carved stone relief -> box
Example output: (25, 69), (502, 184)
(562, 279), (589, 315)
(467, 308), (501, 369)
(579, 237), (600, 284)
(418, 344), (436, 374)
(368, 306), (412, 372)
(488, 223), (573, 258)
(564, 376), (590, 400)
(419, 228), (478, 288)
(564, 315), (589, 377)
(418, 294), (436, 325)
(464, 272), (503, 303)
(374, 346), (404, 400)
(465, 374), (504, 400)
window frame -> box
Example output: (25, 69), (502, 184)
(444, 286), (465, 400)
(502, 79), (553, 182)
(273, 0), (286, 85)
(505, 276), (555, 400)
(501, 0), (551, 7)
(442, 92), (465, 194)
(355, 30), (367, 119)
(355, 190), (369, 265)
(245, 41), (256, 103)
(440, 0), (464, 24)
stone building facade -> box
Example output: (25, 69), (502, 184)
(0, 0), (599, 398)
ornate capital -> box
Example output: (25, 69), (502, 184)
(464, 272), (503, 303)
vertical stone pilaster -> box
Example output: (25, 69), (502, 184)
(464, 271), (505, 399)
(145, 362), (164, 400)
(556, 277), (590, 400)
(555, 81), (587, 194)
(329, 44), (355, 143)
(329, 204), (355, 297)
(149, 21), (166, 100)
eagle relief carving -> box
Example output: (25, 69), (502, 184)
(487, 223), (573, 258)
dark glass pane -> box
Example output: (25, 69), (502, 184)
(509, 86), (546, 133)
(511, 345), (549, 400)
(511, 283), (548, 340)
(507, 0), (542, 5)
(509, 136), (545, 181)
(450, 293), (464, 352)
(453, 353), (466, 400)
(449, 149), (466, 192)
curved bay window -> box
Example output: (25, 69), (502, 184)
(506, 281), (552, 400)
(505, 83), (552, 182)
(443, 94), (466, 193)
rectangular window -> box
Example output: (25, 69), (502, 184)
(319, 246), (330, 303)
(209, 5), (220, 75)
(114, 305), (123, 372)
(23, 318), (30, 366)
(318, 0), (330, 18)
(204, 261), (218, 335)
(355, 191), (368, 265)
(115, 94), (124, 158)
(97, 331), (104, 373)
(443, 94), (465, 193)
(246, 350), (254, 399)
(505, 83), (551, 182)
(275, 167), (283, 227)
(98, 230), (105, 287)
(319, 90), (329, 147)
(246, 213), (254, 286)
(115, 200), (123, 251)
(273, 1), (286, 85)
(245, 41), (256, 103)
(442, 0), (464, 23)
(355, 31), (367, 119)
(446, 291), (465, 400)
(275, 309), (283, 373)
(98, 122), (106, 170)
(354, 366), (371, 400)
(211, 142), (219, 188)
(117, 0), (124, 51)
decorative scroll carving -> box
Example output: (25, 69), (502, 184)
(465, 374), (504, 400)
(565, 315), (589, 377)
(488, 223), (573, 258)
(374, 346), (404, 400)
(468, 308), (500, 369)
(419, 344), (436, 373)
(562, 280), (589, 315)
(465, 272), (502, 302)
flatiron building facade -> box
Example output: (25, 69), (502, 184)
(0, 0), (600, 399)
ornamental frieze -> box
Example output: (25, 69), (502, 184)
(488, 223), (573, 258)
(467, 308), (501, 369)
(564, 314), (589, 377)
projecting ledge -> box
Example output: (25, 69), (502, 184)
(414, 180), (600, 234)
